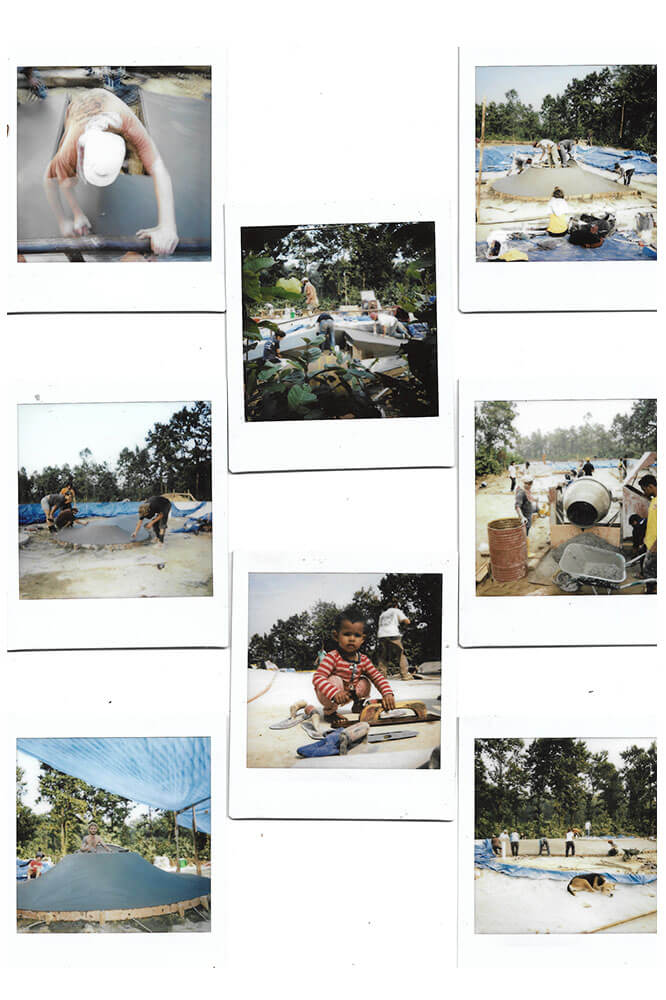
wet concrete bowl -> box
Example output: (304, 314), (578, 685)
(53, 515), (153, 551)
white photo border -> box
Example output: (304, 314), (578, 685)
(7, 374), (229, 650)
(458, 715), (660, 967)
(7, 48), (226, 313)
(458, 377), (660, 647)
(229, 550), (456, 820)
(458, 47), (659, 313)
(225, 199), (455, 472)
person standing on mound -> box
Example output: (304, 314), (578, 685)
(312, 607), (396, 725)
(80, 822), (112, 853)
(132, 495), (172, 544)
(43, 89), (179, 256)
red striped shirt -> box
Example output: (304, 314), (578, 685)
(313, 649), (393, 701)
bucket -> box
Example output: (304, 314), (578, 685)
(487, 517), (527, 582)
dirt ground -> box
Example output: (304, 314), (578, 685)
(19, 524), (213, 599)
(17, 907), (211, 933)
(247, 669), (441, 769)
(475, 464), (644, 597)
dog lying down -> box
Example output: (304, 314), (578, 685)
(567, 873), (614, 897)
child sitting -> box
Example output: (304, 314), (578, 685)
(26, 852), (46, 879)
(313, 607), (396, 723)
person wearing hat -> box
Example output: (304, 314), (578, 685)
(131, 495), (172, 544)
(514, 477), (537, 536)
(43, 88), (178, 256)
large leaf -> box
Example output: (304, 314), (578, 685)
(276, 276), (302, 295)
(287, 384), (318, 410)
(243, 254), (275, 275)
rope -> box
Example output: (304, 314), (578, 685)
(131, 917), (153, 933)
(583, 908), (657, 934)
(247, 670), (277, 703)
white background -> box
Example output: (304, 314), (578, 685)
(1, 1), (664, 998)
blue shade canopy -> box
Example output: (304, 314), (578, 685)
(177, 798), (211, 836)
(17, 737), (210, 815)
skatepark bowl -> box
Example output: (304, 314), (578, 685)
(474, 836), (657, 935)
(17, 69), (211, 262)
(17, 851), (211, 932)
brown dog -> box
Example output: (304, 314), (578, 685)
(567, 873), (614, 897)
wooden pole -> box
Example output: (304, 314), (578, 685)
(476, 99), (487, 222)
(191, 805), (201, 876)
(619, 99), (625, 141)
(174, 811), (180, 872)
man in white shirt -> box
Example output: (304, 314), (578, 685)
(565, 828), (575, 857)
(510, 830), (520, 858)
(508, 462), (517, 493)
(533, 138), (559, 167)
(499, 830), (510, 858)
(376, 605), (412, 681)
(584, 819), (591, 837)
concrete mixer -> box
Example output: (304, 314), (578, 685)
(562, 478), (613, 526)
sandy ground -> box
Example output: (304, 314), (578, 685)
(247, 669), (441, 769)
(475, 868), (656, 934)
(475, 464), (641, 597)
(19, 524), (213, 599)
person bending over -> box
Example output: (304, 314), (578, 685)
(132, 495), (172, 544)
(43, 89), (178, 255)
(54, 507), (88, 531)
(614, 161), (635, 186)
(40, 491), (70, 530)
(80, 821), (112, 853)
(312, 607), (396, 724)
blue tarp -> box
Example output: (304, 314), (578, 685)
(476, 144), (657, 176)
(474, 839), (656, 885)
(171, 513), (212, 534)
(18, 500), (207, 526)
(17, 737), (211, 815)
(576, 146), (657, 176)
(476, 233), (657, 262)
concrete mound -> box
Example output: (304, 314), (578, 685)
(17, 851), (210, 916)
(491, 164), (626, 201)
(54, 515), (151, 549)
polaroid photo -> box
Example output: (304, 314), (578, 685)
(459, 48), (658, 312)
(229, 551), (456, 820)
(6, 374), (228, 649)
(5, 689), (225, 964)
(7, 49), (225, 312)
(458, 716), (659, 967)
(225, 199), (454, 472)
(459, 378), (659, 647)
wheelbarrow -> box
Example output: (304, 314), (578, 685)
(553, 543), (656, 594)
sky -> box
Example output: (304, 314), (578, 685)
(515, 738), (654, 771)
(16, 749), (147, 820)
(511, 399), (637, 437)
(248, 572), (385, 637)
(17, 401), (195, 472)
(475, 65), (612, 110)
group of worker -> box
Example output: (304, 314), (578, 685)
(38, 483), (172, 544)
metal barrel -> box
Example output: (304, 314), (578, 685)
(487, 517), (527, 582)
(563, 478), (612, 526)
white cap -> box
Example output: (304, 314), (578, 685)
(79, 128), (126, 187)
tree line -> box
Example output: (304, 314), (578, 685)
(17, 764), (209, 864)
(475, 399), (656, 477)
(475, 738), (657, 839)
(248, 573), (442, 671)
(18, 402), (212, 503)
(476, 65), (656, 151)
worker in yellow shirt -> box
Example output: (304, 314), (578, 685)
(639, 474), (657, 593)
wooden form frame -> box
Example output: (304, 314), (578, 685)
(17, 892), (210, 925)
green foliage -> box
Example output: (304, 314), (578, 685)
(248, 573), (442, 671)
(475, 738), (657, 838)
(16, 764), (210, 864)
(476, 65), (656, 151)
(475, 401), (519, 476)
(18, 402), (212, 503)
